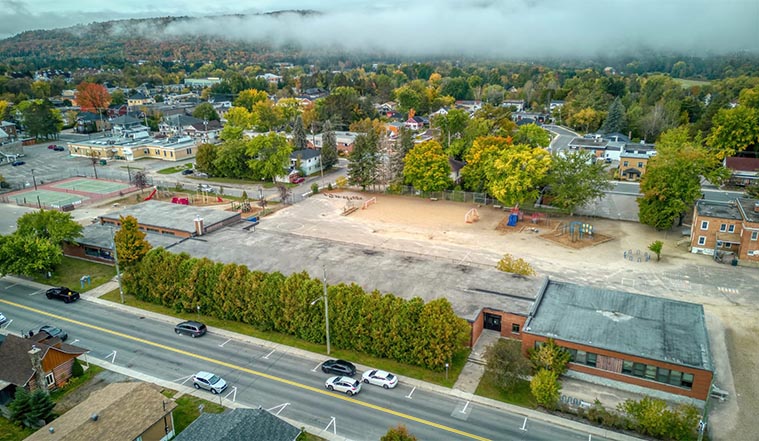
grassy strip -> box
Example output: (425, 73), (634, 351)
(474, 370), (537, 408)
(172, 394), (225, 434)
(0, 417), (35, 441)
(30, 257), (116, 292)
(100, 289), (466, 387)
(157, 164), (192, 175)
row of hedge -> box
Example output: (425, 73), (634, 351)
(123, 248), (471, 370)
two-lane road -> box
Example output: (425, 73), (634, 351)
(0, 280), (617, 440)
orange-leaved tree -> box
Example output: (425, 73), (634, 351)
(75, 82), (111, 113)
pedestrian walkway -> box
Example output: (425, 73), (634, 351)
(453, 329), (501, 393)
(80, 277), (120, 298)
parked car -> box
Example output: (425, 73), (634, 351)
(361, 369), (398, 389)
(198, 184), (215, 193)
(195, 172), (209, 178)
(325, 376), (361, 396)
(53, 145), (65, 151)
(48, 144), (56, 149)
(192, 371), (228, 394)
(321, 359), (356, 377)
(175, 320), (207, 338)
(289, 175), (305, 184)
(11, 160), (25, 166)
(39, 325), (68, 341)
(45, 286), (80, 303)
(181, 169), (194, 175)
(0, 312), (7, 325)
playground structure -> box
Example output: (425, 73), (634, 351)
(362, 197), (377, 210)
(465, 208), (480, 223)
(144, 187), (157, 201)
(565, 221), (594, 242)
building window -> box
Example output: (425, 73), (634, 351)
(45, 372), (55, 387)
(656, 367), (670, 383)
(623, 161), (629, 167)
(511, 324), (520, 334)
(716, 240), (723, 248)
(637, 162), (643, 168)
(632, 362), (646, 377)
(700, 221), (709, 230)
(668, 370), (682, 386)
(752, 231), (758, 241)
(575, 350), (587, 364)
(728, 224), (735, 233)
(719, 223), (727, 232)
(698, 236), (706, 245)
(622, 360), (633, 375)
(681, 373), (694, 388)
(586, 353), (597, 367)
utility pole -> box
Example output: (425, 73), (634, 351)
(111, 227), (125, 304)
(323, 266), (330, 355)
(31, 169), (38, 191)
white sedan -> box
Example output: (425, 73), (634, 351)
(361, 369), (398, 389)
(325, 376), (361, 396)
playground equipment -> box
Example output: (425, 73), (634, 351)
(465, 208), (480, 223)
(171, 196), (190, 205)
(566, 221), (594, 242)
(362, 197), (377, 210)
(144, 187), (157, 201)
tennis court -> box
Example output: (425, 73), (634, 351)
(10, 189), (89, 208)
(52, 178), (131, 194)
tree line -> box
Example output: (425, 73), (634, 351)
(121, 245), (471, 370)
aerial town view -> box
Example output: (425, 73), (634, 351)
(0, 1), (758, 440)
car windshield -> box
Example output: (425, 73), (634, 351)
(386, 374), (395, 380)
(209, 375), (221, 384)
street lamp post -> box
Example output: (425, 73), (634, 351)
(31, 169), (38, 191)
(310, 266), (331, 355)
(111, 227), (125, 304)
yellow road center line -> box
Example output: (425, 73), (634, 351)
(0, 298), (490, 441)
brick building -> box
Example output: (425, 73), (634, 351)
(690, 198), (759, 263)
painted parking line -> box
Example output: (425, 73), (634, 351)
(312, 362), (322, 372)
(0, 298), (489, 441)
(263, 348), (275, 359)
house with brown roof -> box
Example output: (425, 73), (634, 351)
(725, 156), (759, 187)
(27, 382), (177, 441)
(0, 333), (88, 404)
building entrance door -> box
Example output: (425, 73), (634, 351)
(484, 313), (502, 332)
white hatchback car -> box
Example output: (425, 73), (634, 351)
(325, 376), (361, 396)
(361, 369), (398, 389)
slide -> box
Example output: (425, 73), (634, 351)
(144, 187), (157, 201)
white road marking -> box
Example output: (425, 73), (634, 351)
(461, 401), (470, 414)
(312, 362), (322, 372)
(267, 402), (290, 416)
(218, 338), (232, 347)
(520, 417), (528, 432)
(406, 386), (416, 399)
(263, 348), (275, 359)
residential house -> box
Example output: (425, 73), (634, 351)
(175, 408), (300, 441)
(502, 99), (526, 112)
(0, 333), (88, 404)
(308, 131), (360, 155)
(618, 144), (656, 181)
(690, 198), (759, 263)
(27, 382), (177, 441)
(106, 104), (128, 118)
(302, 88), (328, 100)
(257, 73), (283, 85)
(127, 92), (154, 108)
(375, 101), (397, 113)
(1, 121), (18, 141)
(448, 157), (465, 184)
(725, 156), (759, 187)
(430, 106), (450, 117)
(603, 132), (630, 143)
(160, 114), (204, 138)
(568, 137), (609, 159)
(290, 149), (323, 176)
(187, 120), (222, 142)
(76, 112), (110, 134)
(455, 100), (483, 114)
(184, 77), (222, 88)
(405, 115), (426, 131)
(385, 121), (405, 139)
(549, 100), (565, 111)
(110, 114), (147, 136)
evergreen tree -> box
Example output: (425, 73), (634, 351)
(389, 128), (414, 183)
(348, 131), (379, 190)
(320, 120), (338, 169)
(27, 390), (55, 428)
(9, 388), (32, 426)
(601, 97), (627, 134)
(292, 114), (308, 150)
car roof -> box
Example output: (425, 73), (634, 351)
(179, 320), (204, 326)
(194, 371), (214, 379)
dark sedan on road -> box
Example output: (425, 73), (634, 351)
(45, 286), (80, 303)
(39, 325), (68, 341)
(11, 160), (25, 166)
(321, 359), (356, 377)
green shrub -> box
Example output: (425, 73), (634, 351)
(311, 183), (319, 194)
(71, 358), (84, 378)
(530, 369), (560, 409)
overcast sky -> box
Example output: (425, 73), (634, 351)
(2, 0), (758, 58)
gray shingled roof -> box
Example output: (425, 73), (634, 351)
(101, 201), (240, 235)
(175, 408), (301, 441)
(525, 281), (713, 370)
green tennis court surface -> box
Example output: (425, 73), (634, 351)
(52, 178), (131, 194)
(11, 189), (89, 208)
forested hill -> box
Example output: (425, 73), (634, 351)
(0, 12), (318, 69)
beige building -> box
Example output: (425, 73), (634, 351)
(67, 135), (198, 162)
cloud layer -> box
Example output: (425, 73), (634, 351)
(2, 0), (758, 58)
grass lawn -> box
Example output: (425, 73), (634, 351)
(49, 364), (105, 403)
(674, 78), (711, 88)
(172, 394), (225, 434)
(0, 417), (35, 441)
(157, 164), (193, 175)
(30, 257), (116, 291)
(100, 289), (467, 388)
(475, 370), (537, 408)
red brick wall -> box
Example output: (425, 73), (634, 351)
(471, 309), (528, 346)
(63, 243), (114, 264)
(521, 333), (712, 400)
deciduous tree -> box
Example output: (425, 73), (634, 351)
(706, 105), (759, 159)
(0, 234), (62, 277)
(512, 123), (551, 148)
(484, 339), (532, 390)
(486, 144), (552, 207)
(545, 150), (612, 215)
(381, 425), (418, 441)
(570, 107), (602, 133)
(529, 338), (571, 374)
(460, 136), (510, 193)
(75, 82), (111, 113)
(16, 209), (82, 245)
(115, 215), (152, 268)
(402, 140), (452, 192)
(530, 369), (561, 409)
(496, 253), (536, 276)
(233, 88), (268, 111)
(247, 133), (292, 182)
(192, 102), (219, 121)
(194, 143), (218, 176)
(648, 240), (663, 261)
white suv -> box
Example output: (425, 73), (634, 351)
(198, 184), (215, 193)
(192, 371), (228, 394)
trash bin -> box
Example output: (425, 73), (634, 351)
(731, 258), (738, 266)
(99, 159), (107, 165)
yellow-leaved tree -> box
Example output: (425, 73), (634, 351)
(485, 144), (552, 207)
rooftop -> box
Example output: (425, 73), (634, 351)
(175, 408), (300, 441)
(736, 197), (759, 223)
(695, 199), (743, 221)
(77, 223), (186, 250)
(0, 334), (87, 388)
(525, 281), (713, 370)
(68, 134), (196, 150)
(725, 156), (759, 172)
(569, 138), (608, 148)
(101, 201), (240, 235)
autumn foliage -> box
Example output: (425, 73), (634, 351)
(75, 82), (111, 112)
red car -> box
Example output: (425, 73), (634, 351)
(48, 144), (56, 149)
(290, 175), (305, 184)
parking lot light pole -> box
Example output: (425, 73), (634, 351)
(31, 169), (38, 191)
